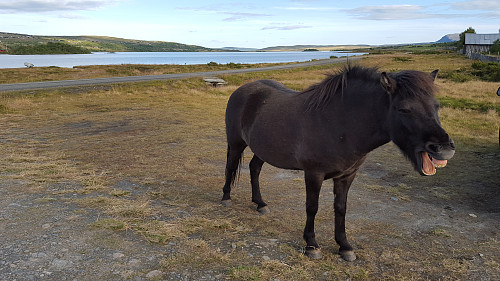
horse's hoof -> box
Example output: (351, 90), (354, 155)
(340, 250), (356, 261)
(221, 200), (232, 207)
(257, 206), (270, 214)
(305, 246), (322, 259)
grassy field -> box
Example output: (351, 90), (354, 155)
(0, 62), (289, 84)
(1, 53), (499, 280)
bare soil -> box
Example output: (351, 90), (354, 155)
(1, 75), (499, 280)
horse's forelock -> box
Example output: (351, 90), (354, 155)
(389, 70), (437, 98)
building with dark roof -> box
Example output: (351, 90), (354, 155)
(464, 32), (500, 56)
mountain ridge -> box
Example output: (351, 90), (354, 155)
(0, 32), (459, 54)
(0, 32), (214, 53)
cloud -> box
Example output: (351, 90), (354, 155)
(345, 5), (434, 20)
(451, 0), (500, 11)
(176, 5), (270, 22)
(279, 6), (336, 11)
(222, 12), (270, 22)
(261, 24), (312, 30)
(0, 0), (121, 13)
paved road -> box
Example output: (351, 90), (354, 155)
(0, 57), (360, 92)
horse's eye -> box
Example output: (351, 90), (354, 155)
(398, 108), (411, 114)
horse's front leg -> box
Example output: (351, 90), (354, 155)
(303, 171), (324, 259)
(333, 173), (357, 261)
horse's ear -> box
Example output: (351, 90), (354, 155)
(430, 69), (439, 81)
(380, 72), (396, 94)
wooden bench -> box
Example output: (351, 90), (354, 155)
(204, 77), (227, 87)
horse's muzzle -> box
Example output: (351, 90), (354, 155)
(425, 140), (455, 160)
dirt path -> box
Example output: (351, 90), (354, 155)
(0, 57), (360, 92)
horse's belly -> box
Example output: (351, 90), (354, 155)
(247, 134), (302, 170)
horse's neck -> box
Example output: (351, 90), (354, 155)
(327, 90), (392, 153)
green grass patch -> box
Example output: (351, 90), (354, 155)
(439, 96), (499, 113)
(393, 56), (414, 62)
(0, 104), (9, 114)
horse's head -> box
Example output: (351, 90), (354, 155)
(381, 69), (455, 176)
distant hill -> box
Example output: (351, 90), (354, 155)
(258, 44), (371, 52)
(0, 32), (214, 54)
(221, 47), (259, 52)
(0, 31), (460, 55)
(436, 33), (460, 43)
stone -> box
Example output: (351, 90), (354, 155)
(146, 270), (163, 278)
(113, 252), (125, 259)
(51, 259), (69, 269)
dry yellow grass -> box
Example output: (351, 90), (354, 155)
(0, 62), (289, 84)
(0, 53), (499, 280)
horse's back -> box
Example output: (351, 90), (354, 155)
(225, 80), (305, 168)
(226, 79), (299, 130)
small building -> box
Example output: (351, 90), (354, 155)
(464, 32), (500, 56)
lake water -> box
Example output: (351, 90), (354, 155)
(0, 51), (365, 69)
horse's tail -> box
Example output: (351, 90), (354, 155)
(226, 145), (245, 187)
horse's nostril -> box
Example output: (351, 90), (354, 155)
(425, 143), (440, 153)
(428, 144), (438, 152)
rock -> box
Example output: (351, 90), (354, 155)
(128, 258), (140, 266)
(146, 270), (163, 278)
(262, 255), (270, 261)
(31, 252), (47, 258)
(113, 252), (125, 259)
(51, 259), (69, 269)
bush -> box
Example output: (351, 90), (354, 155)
(471, 61), (500, 82)
(440, 68), (474, 83)
(490, 39), (500, 54)
(449, 72), (474, 82)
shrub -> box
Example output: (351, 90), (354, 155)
(490, 39), (500, 55)
(471, 61), (500, 82)
(449, 72), (474, 83)
(393, 57), (414, 62)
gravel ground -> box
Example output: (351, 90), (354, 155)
(0, 179), (174, 281)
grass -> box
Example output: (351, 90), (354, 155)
(0, 62), (291, 84)
(0, 53), (499, 280)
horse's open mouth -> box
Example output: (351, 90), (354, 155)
(420, 151), (448, 176)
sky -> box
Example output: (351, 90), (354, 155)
(0, 0), (499, 49)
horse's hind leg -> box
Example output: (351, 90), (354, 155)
(221, 143), (246, 206)
(249, 155), (269, 214)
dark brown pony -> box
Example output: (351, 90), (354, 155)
(221, 65), (455, 261)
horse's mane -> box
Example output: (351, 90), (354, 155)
(301, 65), (380, 111)
(301, 65), (437, 111)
